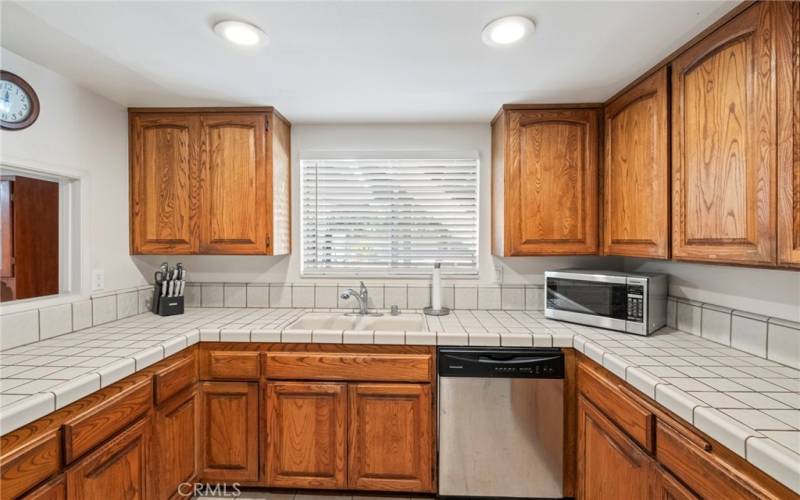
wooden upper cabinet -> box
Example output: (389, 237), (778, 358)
(348, 384), (432, 492)
(603, 67), (670, 258)
(778, 1), (800, 267)
(492, 106), (600, 256)
(199, 381), (259, 482)
(129, 108), (291, 255)
(577, 395), (653, 500)
(671, 2), (777, 265)
(266, 382), (347, 489)
(200, 113), (269, 254)
(130, 113), (200, 254)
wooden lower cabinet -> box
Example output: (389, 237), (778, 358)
(348, 384), (432, 492)
(199, 382), (259, 483)
(65, 417), (150, 500)
(23, 475), (65, 500)
(151, 388), (199, 499)
(266, 382), (347, 489)
(655, 465), (699, 500)
(577, 395), (652, 499)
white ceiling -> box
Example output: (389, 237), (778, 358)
(1, 1), (738, 123)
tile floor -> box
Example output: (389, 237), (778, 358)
(195, 491), (432, 500)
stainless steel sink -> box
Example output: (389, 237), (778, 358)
(287, 312), (426, 331)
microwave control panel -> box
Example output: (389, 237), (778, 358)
(627, 284), (645, 322)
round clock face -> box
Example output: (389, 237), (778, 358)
(0, 71), (39, 130)
(0, 80), (32, 123)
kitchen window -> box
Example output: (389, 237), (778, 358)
(301, 154), (479, 277)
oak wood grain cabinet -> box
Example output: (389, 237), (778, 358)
(671, 2), (778, 266)
(348, 384), (432, 492)
(151, 387), (199, 499)
(266, 382), (347, 489)
(129, 113), (200, 254)
(65, 416), (150, 500)
(654, 465), (699, 500)
(603, 67), (670, 258)
(199, 381), (259, 483)
(577, 395), (653, 500)
(129, 107), (291, 255)
(23, 475), (65, 500)
(576, 355), (797, 500)
(777, 0), (800, 268)
(492, 105), (600, 256)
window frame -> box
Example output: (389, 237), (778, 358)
(300, 150), (480, 279)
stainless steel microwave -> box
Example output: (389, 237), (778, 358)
(544, 270), (667, 336)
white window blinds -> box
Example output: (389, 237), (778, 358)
(302, 157), (479, 276)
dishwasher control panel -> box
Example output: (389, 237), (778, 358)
(438, 348), (564, 379)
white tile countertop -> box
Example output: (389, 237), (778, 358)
(0, 307), (798, 493)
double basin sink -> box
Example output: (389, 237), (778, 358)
(287, 312), (426, 331)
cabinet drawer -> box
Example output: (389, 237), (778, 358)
(0, 432), (61, 500)
(265, 353), (432, 382)
(154, 355), (197, 405)
(204, 351), (260, 380)
(577, 362), (654, 451)
(655, 420), (767, 499)
(63, 378), (152, 463)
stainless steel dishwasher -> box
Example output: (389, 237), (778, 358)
(438, 348), (564, 499)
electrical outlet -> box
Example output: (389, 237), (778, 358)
(92, 269), (105, 291)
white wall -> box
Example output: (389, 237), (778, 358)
(133, 123), (616, 284)
(0, 48), (145, 298)
(626, 259), (800, 323)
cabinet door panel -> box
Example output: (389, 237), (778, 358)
(655, 465), (699, 500)
(152, 388), (199, 499)
(266, 382), (346, 489)
(604, 67), (670, 258)
(200, 382), (259, 482)
(507, 109), (599, 255)
(577, 396), (652, 500)
(778, 1), (800, 267)
(672, 3), (776, 264)
(65, 417), (149, 500)
(348, 384), (432, 492)
(130, 113), (199, 254)
(200, 114), (269, 254)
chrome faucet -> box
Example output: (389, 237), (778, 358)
(340, 281), (372, 315)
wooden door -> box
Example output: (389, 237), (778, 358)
(130, 113), (200, 254)
(672, 2), (777, 265)
(199, 382), (258, 482)
(348, 384), (432, 492)
(266, 382), (346, 489)
(778, 1), (800, 267)
(654, 465), (699, 500)
(151, 388), (199, 499)
(199, 113), (270, 254)
(9, 176), (59, 300)
(65, 417), (149, 500)
(506, 108), (599, 255)
(604, 67), (670, 258)
(577, 396), (652, 500)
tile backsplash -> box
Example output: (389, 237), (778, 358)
(182, 282), (547, 312)
(0, 285), (153, 351)
(668, 297), (800, 370)
(1, 282), (797, 371)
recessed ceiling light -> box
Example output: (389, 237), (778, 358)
(214, 20), (268, 47)
(482, 16), (535, 47)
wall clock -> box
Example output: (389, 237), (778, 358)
(0, 71), (39, 130)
